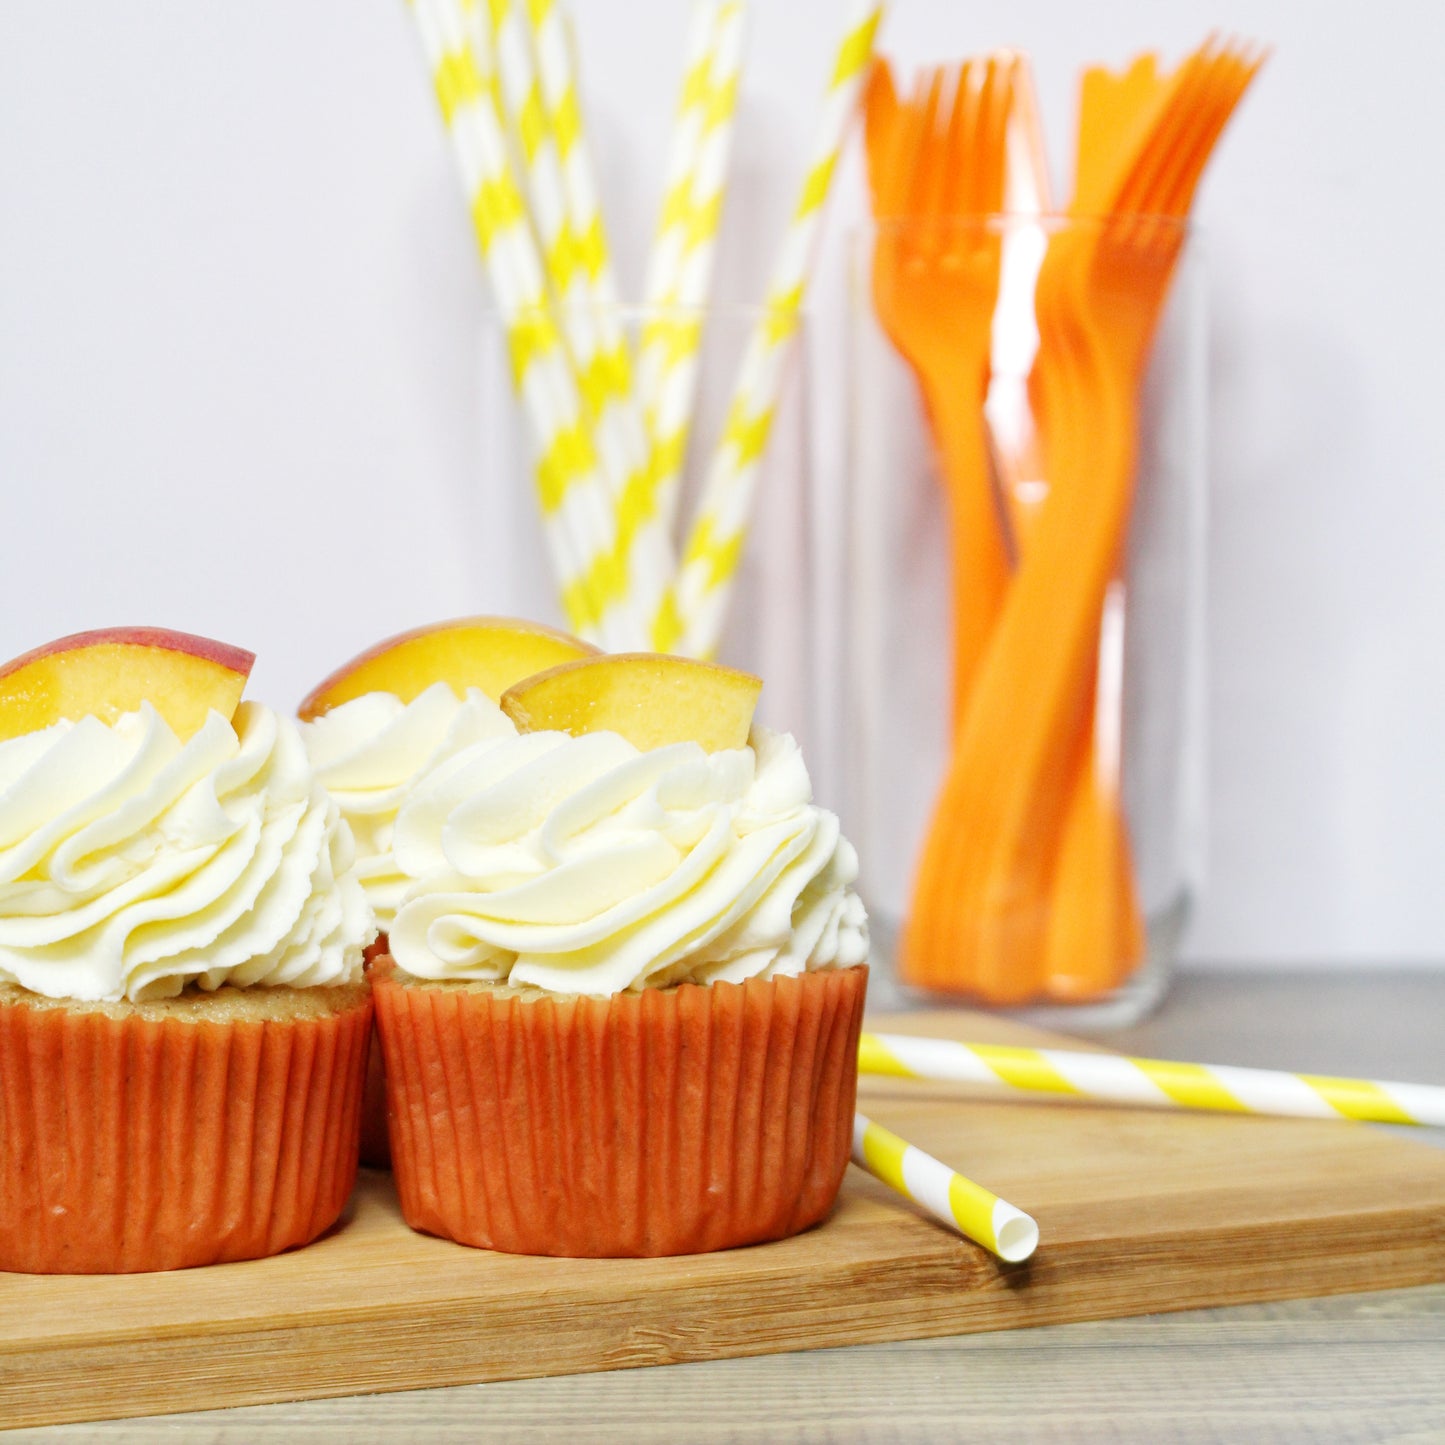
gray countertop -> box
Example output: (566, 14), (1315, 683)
(8, 970), (1445, 1444)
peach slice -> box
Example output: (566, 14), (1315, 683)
(499, 653), (762, 753)
(298, 616), (599, 720)
(0, 627), (256, 744)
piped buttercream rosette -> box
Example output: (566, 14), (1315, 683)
(387, 726), (868, 995)
(0, 701), (373, 1003)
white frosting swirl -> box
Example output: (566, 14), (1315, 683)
(0, 702), (374, 1003)
(389, 726), (868, 995)
(301, 684), (517, 929)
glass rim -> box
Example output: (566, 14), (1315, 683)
(490, 300), (805, 324)
(864, 210), (1195, 235)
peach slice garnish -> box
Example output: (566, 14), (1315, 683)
(499, 653), (762, 753)
(0, 627), (255, 743)
(298, 616), (599, 720)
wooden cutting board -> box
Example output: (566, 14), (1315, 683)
(3, 1008), (1444, 1430)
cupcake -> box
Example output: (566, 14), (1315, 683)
(0, 628), (375, 1273)
(297, 616), (597, 1164)
(373, 652), (869, 1257)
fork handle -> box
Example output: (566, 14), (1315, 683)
(923, 378), (1011, 734)
(905, 325), (1138, 1002)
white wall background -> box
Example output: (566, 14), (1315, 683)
(1, 0), (1442, 966)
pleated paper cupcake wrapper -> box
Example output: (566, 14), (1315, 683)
(0, 992), (373, 1274)
(359, 933), (393, 1170)
(374, 961), (868, 1258)
(359, 1031), (392, 1170)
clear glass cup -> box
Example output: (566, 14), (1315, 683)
(836, 215), (1207, 1027)
(475, 303), (820, 747)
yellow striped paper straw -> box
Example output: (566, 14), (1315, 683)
(656, 0), (883, 657)
(478, 0), (655, 648)
(853, 1113), (1039, 1262)
(410, 0), (629, 647)
(859, 1034), (1445, 1127)
(641, 3), (727, 322)
(485, 0), (579, 310)
(639, 0), (748, 536)
(523, 0), (677, 645)
(527, 0), (629, 341)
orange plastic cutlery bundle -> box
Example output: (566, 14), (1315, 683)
(865, 38), (1265, 1005)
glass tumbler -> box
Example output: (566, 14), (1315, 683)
(837, 215), (1206, 1027)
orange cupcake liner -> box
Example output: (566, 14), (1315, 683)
(359, 1031), (392, 1170)
(373, 960), (868, 1258)
(359, 934), (393, 1170)
(0, 990), (372, 1274)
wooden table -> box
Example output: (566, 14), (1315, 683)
(9, 971), (1444, 1444)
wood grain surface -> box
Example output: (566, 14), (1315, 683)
(12, 1288), (1442, 1445)
(2, 1000), (1444, 1431)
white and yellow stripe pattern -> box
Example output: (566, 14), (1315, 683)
(483, 0), (648, 622)
(657, 0), (883, 656)
(639, 1), (747, 533)
(859, 1034), (1445, 1127)
(410, 0), (629, 647)
(516, 0), (676, 645)
(526, 0), (620, 315)
(641, 3), (733, 325)
(412, 0), (885, 657)
(852, 1114), (1040, 1262)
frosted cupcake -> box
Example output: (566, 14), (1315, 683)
(373, 653), (869, 1257)
(298, 617), (598, 1162)
(0, 628), (375, 1273)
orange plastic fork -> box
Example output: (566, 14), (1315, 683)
(1013, 52), (1199, 1001)
(904, 40), (1263, 1003)
(1039, 41), (1266, 996)
(1073, 51), (1168, 216)
(863, 59), (900, 207)
(867, 57), (1018, 734)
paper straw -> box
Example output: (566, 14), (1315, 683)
(529, 0), (625, 321)
(410, 0), (629, 647)
(852, 1113), (1039, 1262)
(639, 2), (747, 532)
(523, 0), (677, 644)
(655, 0), (883, 656)
(859, 1033), (1445, 1127)
(641, 3), (728, 320)
(475, 0), (653, 647)
(486, 1), (578, 311)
